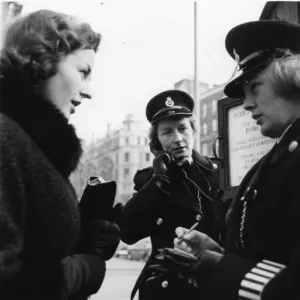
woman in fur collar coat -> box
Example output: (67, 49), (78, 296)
(0, 9), (120, 300)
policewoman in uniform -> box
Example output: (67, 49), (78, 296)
(156, 20), (300, 300)
(116, 90), (225, 300)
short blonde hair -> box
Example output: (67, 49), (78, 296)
(265, 50), (300, 99)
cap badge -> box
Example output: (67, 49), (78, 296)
(165, 97), (174, 107)
(233, 48), (240, 66)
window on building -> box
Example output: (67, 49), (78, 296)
(145, 152), (150, 162)
(124, 152), (130, 162)
(202, 104), (207, 118)
(137, 137), (141, 145)
(202, 123), (208, 135)
(145, 137), (148, 145)
(124, 167), (130, 177)
(212, 119), (217, 132)
(212, 100), (217, 114)
(125, 137), (129, 144)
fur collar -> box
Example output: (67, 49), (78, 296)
(1, 86), (82, 178)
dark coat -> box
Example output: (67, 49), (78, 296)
(0, 87), (105, 299)
(206, 117), (300, 300)
(116, 152), (226, 300)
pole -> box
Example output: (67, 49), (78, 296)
(194, 0), (200, 152)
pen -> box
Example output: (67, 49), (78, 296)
(177, 222), (199, 244)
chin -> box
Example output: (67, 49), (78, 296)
(174, 152), (189, 160)
(260, 127), (277, 138)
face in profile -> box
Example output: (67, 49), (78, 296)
(243, 67), (300, 138)
(42, 48), (96, 120)
(157, 116), (195, 160)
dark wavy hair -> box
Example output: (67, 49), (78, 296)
(0, 9), (101, 94)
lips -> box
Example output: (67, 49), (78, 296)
(252, 114), (262, 121)
(172, 146), (186, 153)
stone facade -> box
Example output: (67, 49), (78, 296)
(70, 114), (154, 204)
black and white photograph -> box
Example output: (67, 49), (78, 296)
(1, 1), (300, 300)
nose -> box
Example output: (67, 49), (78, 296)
(243, 94), (255, 111)
(80, 81), (92, 100)
(173, 130), (183, 144)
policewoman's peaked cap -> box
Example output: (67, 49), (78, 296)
(224, 20), (300, 98)
(146, 90), (194, 124)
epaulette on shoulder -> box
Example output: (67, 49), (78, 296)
(133, 167), (153, 191)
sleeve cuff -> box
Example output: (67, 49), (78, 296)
(208, 254), (256, 299)
(63, 254), (106, 297)
(238, 259), (286, 300)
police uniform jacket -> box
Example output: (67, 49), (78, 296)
(206, 117), (300, 300)
(0, 84), (106, 300)
(117, 151), (225, 300)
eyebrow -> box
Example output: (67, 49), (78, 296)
(159, 126), (173, 132)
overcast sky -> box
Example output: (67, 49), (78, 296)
(19, 0), (268, 143)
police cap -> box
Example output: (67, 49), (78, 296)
(146, 90), (194, 124)
(224, 20), (300, 98)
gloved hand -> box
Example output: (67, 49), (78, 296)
(153, 150), (174, 176)
(152, 150), (174, 191)
(147, 248), (222, 288)
(146, 248), (197, 281)
(77, 220), (120, 261)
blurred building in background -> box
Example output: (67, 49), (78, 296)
(0, 1), (23, 48)
(70, 114), (153, 204)
(174, 78), (225, 156)
(199, 85), (226, 156)
(174, 77), (216, 100)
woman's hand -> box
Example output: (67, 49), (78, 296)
(77, 220), (120, 261)
(174, 227), (224, 258)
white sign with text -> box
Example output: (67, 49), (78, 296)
(228, 104), (276, 186)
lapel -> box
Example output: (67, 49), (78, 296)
(228, 116), (300, 214)
(270, 117), (300, 165)
(226, 118), (300, 250)
(225, 147), (275, 249)
(170, 164), (205, 212)
(228, 150), (271, 214)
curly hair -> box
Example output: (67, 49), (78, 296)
(0, 9), (101, 93)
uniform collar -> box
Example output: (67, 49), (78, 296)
(270, 117), (300, 165)
(276, 123), (292, 144)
